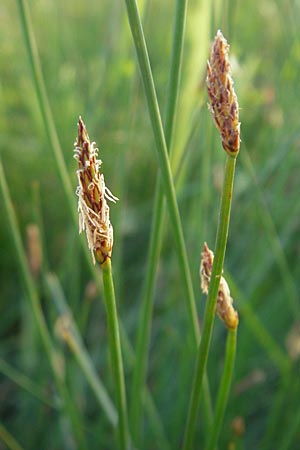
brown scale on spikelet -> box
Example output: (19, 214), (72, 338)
(74, 117), (118, 264)
(207, 30), (240, 156)
(200, 242), (239, 330)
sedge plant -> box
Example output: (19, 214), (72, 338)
(183, 30), (241, 449)
(73, 117), (130, 450)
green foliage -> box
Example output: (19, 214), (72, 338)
(1, 0), (300, 449)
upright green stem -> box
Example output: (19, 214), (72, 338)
(129, 0), (195, 443)
(183, 155), (237, 450)
(205, 328), (237, 450)
(124, 0), (199, 342)
(102, 258), (130, 450)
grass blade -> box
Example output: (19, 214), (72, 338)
(124, 0), (200, 345)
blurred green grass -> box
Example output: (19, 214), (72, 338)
(1, 0), (300, 449)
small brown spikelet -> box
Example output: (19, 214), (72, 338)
(74, 117), (118, 264)
(200, 242), (239, 329)
(207, 30), (240, 156)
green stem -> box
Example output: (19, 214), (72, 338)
(183, 155), (237, 450)
(124, 0), (199, 343)
(129, 0), (191, 442)
(205, 328), (237, 450)
(102, 258), (130, 450)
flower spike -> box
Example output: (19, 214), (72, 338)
(200, 242), (238, 330)
(207, 30), (240, 156)
(74, 117), (118, 264)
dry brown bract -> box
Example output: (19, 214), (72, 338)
(74, 117), (118, 264)
(207, 30), (240, 156)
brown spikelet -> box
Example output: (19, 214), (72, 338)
(74, 117), (118, 264)
(207, 30), (240, 156)
(200, 242), (239, 329)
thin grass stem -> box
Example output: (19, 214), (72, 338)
(205, 328), (237, 450)
(124, 0), (200, 344)
(183, 155), (237, 450)
(102, 258), (130, 450)
(129, 0), (196, 442)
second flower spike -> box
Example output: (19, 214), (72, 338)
(200, 242), (239, 330)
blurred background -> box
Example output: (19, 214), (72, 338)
(1, 0), (300, 448)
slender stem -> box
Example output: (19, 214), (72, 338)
(124, 0), (199, 343)
(205, 328), (237, 450)
(183, 155), (237, 450)
(129, 0), (191, 442)
(102, 258), (130, 450)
